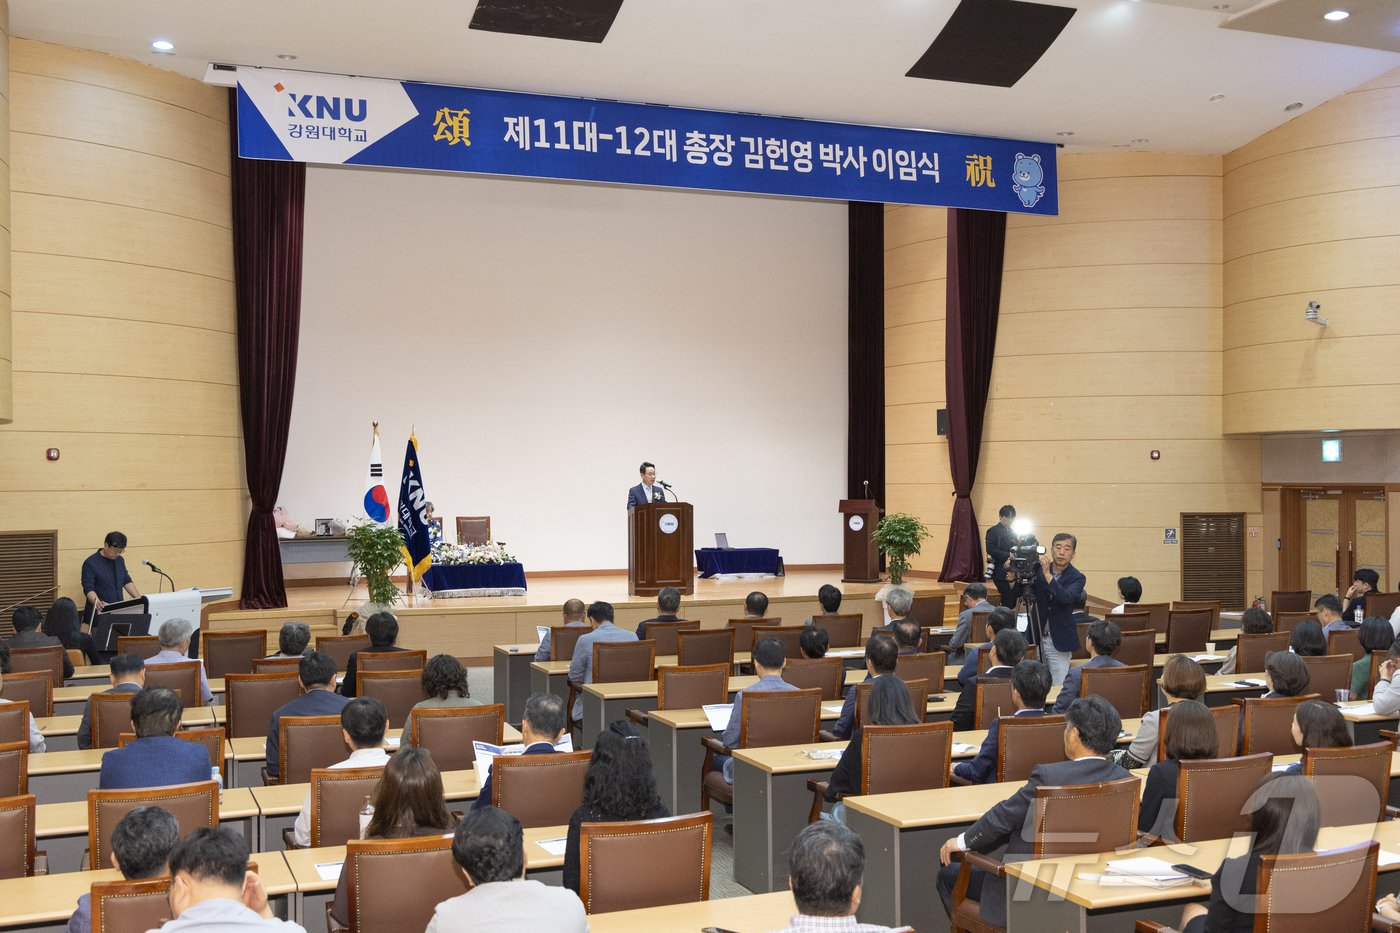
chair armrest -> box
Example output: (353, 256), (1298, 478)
(1380, 729), (1398, 749)
(818, 730), (840, 743)
(806, 779), (831, 797)
(1386, 805), (1400, 821)
(1134, 923), (1176, 933)
(624, 708), (649, 728)
(33, 851), (47, 876)
(950, 771), (972, 787)
(282, 828), (302, 851)
(806, 779), (831, 824)
(1373, 914), (1400, 932)
(260, 766), (279, 787)
(700, 735), (730, 755)
(963, 850), (1006, 877)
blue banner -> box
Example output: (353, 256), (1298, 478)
(397, 434), (432, 582)
(236, 69), (1057, 214)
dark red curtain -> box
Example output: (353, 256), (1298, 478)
(847, 202), (885, 507)
(229, 92), (305, 609)
(938, 208), (1006, 582)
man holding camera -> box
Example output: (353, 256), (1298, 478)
(1025, 533), (1085, 686)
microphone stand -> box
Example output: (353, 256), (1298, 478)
(146, 564), (175, 593)
(660, 482), (677, 502)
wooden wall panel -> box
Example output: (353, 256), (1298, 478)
(886, 280), (945, 328)
(0, 39), (243, 603)
(0, 1), (10, 424)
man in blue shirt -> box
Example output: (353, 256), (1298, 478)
(566, 601), (637, 722)
(953, 660), (1052, 785)
(715, 637), (797, 782)
(99, 687), (212, 789)
(264, 651), (349, 780)
(80, 531), (140, 625)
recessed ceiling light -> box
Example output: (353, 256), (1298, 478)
(1131, 138), (1149, 144)
(277, 54), (298, 61)
(1285, 102), (1305, 112)
(1209, 93), (1227, 102)
(1323, 9), (1350, 20)
(151, 39), (174, 53)
(1212, 3), (1230, 9)
(1113, 144), (1131, 148)
(1056, 131), (1075, 137)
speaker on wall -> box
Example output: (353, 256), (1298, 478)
(936, 408), (948, 437)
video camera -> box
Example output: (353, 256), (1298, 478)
(1008, 535), (1045, 585)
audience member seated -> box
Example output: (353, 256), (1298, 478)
(950, 628), (1027, 732)
(1117, 655), (1206, 769)
(6, 605), (75, 681)
(1138, 699), (1218, 841)
(535, 599), (587, 662)
(1289, 619), (1327, 657)
(881, 586), (913, 628)
(1263, 650), (1311, 698)
(949, 584), (992, 660)
(953, 660), (1051, 785)
(890, 620), (922, 656)
(1111, 576), (1142, 615)
(159, 827), (308, 932)
(427, 806), (586, 933)
(634, 587), (682, 639)
(1282, 699), (1351, 775)
(802, 584), (843, 626)
(46, 597), (102, 666)
(267, 622), (311, 659)
(938, 696), (1130, 927)
(744, 591), (770, 619)
(473, 692), (567, 813)
(712, 637), (796, 782)
(148, 619), (213, 706)
(799, 627), (829, 659)
(1371, 641), (1400, 715)
(339, 611), (405, 698)
(1314, 593), (1349, 636)
(765, 821), (903, 933)
(291, 697), (390, 847)
(265, 652), (349, 781)
(562, 720), (669, 893)
(1172, 775), (1319, 933)
(99, 687), (209, 790)
(77, 652), (146, 750)
(830, 635), (899, 741)
(0, 646), (47, 753)
(414, 654), (477, 710)
(1342, 568), (1380, 620)
(329, 746), (459, 928)
(68, 806), (180, 933)
(566, 600), (636, 722)
(1068, 590), (1099, 628)
(1350, 616), (1393, 699)
(1219, 607), (1272, 675)
(824, 676), (921, 820)
(1052, 620), (1123, 713)
(955, 606), (1018, 689)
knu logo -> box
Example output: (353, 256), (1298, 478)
(1011, 153), (1045, 209)
(283, 92), (368, 122)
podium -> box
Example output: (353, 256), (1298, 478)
(629, 501), (694, 597)
(91, 587), (233, 654)
(839, 499), (882, 583)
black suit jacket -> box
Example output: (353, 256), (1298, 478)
(339, 644), (407, 698)
(951, 665), (1013, 732)
(7, 630), (74, 680)
(985, 522), (1015, 566)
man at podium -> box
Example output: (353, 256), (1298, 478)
(626, 461), (665, 509)
(81, 531), (142, 624)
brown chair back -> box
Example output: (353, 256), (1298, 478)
(1366, 592), (1400, 619)
(855, 679), (929, 730)
(593, 640), (657, 684)
(1033, 777), (1141, 857)
(1236, 694), (1315, 756)
(251, 657), (303, 674)
(909, 595), (947, 627)
(310, 765), (384, 847)
(1116, 630), (1157, 669)
(1370, 651), (1387, 696)
(116, 637), (161, 660)
(0, 701), (30, 745)
(1081, 664), (1150, 719)
(1235, 631), (1291, 674)
(656, 665), (730, 709)
(737, 688), (822, 749)
(1157, 703), (1242, 762)
(644, 620), (700, 657)
(1299, 654), (1352, 697)
(408, 704), (504, 771)
(144, 661), (202, 709)
(0, 794), (36, 879)
(974, 679), (1015, 730)
(1072, 622), (1094, 661)
(1326, 628), (1364, 663)
(781, 658), (844, 701)
(1132, 603), (1171, 636)
(1275, 611), (1318, 638)
(753, 625), (804, 660)
(9, 646), (65, 688)
(862, 721), (953, 793)
(727, 618), (781, 651)
(1302, 741), (1393, 826)
(279, 715), (349, 785)
(88, 781), (218, 872)
(976, 643), (1037, 675)
(492, 750), (591, 828)
(0, 741), (28, 797)
(316, 634), (371, 673)
(549, 626), (588, 663)
(1172, 600), (1221, 625)
(358, 669), (428, 730)
(347, 835), (467, 933)
(579, 812), (713, 914)
(358, 650), (427, 674)
(895, 652), (945, 689)
(455, 516), (491, 545)
(202, 631), (267, 680)
(997, 714), (1069, 783)
(1113, 611), (1152, 632)
(118, 727), (223, 773)
(89, 692), (138, 749)
(225, 672), (302, 740)
(1269, 590), (1313, 614)
(1165, 609), (1213, 654)
(91, 878), (173, 933)
(813, 614), (862, 649)
(1256, 842), (1379, 933)
(1174, 753), (1274, 843)
(0, 672), (52, 718)
(677, 629), (735, 668)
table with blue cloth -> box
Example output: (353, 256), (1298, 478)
(695, 547), (782, 578)
(421, 562), (527, 597)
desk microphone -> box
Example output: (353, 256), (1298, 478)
(658, 480), (675, 502)
(142, 560), (175, 593)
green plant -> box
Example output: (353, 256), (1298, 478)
(872, 513), (931, 585)
(345, 521), (404, 607)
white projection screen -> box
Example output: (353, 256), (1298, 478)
(281, 165), (849, 571)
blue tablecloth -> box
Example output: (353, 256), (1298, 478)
(422, 562), (527, 597)
(695, 547), (782, 578)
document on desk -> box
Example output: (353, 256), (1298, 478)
(1192, 654), (1226, 662)
(536, 837), (568, 856)
(1380, 850), (1400, 868)
(536, 626), (549, 644)
(474, 735), (575, 781)
(801, 748), (844, 760)
(951, 742), (978, 755)
(315, 862), (344, 882)
(1082, 857), (1192, 888)
(1340, 703), (1378, 719)
(1221, 679), (1266, 689)
(702, 704), (733, 731)
(821, 702), (845, 715)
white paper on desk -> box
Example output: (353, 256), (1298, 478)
(1224, 680), (1266, 689)
(821, 702), (845, 715)
(1103, 858), (1189, 885)
(1193, 654), (1226, 662)
(1379, 850), (1400, 869)
(802, 748), (844, 760)
(473, 735), (575, 782)
(535, 626), (549, 644)
(951, 742), (977, 755)
(536, 837), (568, 856)
(702, 704), (733, 732)
(384, 735), (401, 749)
(315, 862), (343, 882)
(1271, 762), (1293, 772)
(1341, 703), (1378, 719)
(829, 647), (864, 658)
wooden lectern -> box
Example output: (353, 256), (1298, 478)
(839, 499), (882, 583)
(629, 501), (694, 597)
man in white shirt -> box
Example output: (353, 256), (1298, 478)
(765, 821), (901, 933)
(289, 697), (390, 847)
(154, 826), (306, 932)
(0, 646), (46, 752)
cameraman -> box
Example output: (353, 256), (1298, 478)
(1020, 533), (1086, 685)
(985, 505), (1017, 606)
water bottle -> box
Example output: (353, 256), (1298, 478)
(1355, 605), (1364, 625)
(210, 766), (223, 803)
(359, 795), (374, 839)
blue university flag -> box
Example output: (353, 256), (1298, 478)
(397, 433), (432, 581)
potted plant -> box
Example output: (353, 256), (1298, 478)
(345, 520), (404, 608)
(872, 513), (931, 585)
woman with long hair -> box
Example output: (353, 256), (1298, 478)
(1120, 655), (1207, 768)
(562, 720), (668, 893)
(822, 675), (921, 822)
(330, 746), (457, 926)
(44, 597), (101, 665)
(1138, 699), (1218, 838)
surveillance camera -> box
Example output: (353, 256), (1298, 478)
(1304, 300), (1327, 327)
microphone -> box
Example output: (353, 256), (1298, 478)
(659, 481), (673, 489)
(863, 480), (870, 498)
(142, 560), (175, 593)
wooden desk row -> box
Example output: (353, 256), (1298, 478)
(50, 679), (226, 718)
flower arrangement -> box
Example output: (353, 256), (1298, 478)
(432, 541), (517, 566)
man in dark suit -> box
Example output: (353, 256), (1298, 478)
(6, 605), (75, 681)
(626, 461), (665, 509)
(1027, 532), (1087, 689)
(938, 695), (1132, 926)
(953, 659), (1052, 785)
(339, 611), (406, 697)
(635, 586), (682, 639)
(76, 653), (145, 749)
(829, 634), (899, 740)
(99, 687), (212, 789)
(951, 628), (1027, 732)
(891, 619), (922, 655)
(265, 651), (349, 780)
(474, 692), (567, 812)
(985, 505), (1018, 606)
(1052, 619), (1124, 713)
(956, 606), (1018, 688)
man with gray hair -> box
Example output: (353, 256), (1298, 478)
(882, 585), (915, 628)
(765, 821), (900, 932)
(148, 618), (213, 705)
(267, 622), (311, 659)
